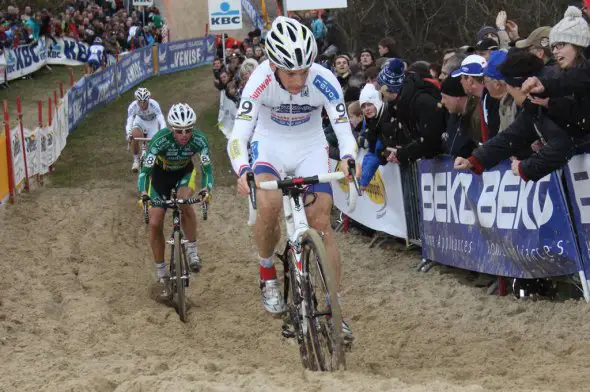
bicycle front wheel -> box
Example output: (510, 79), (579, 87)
(174, 231), (188, 322)
(301, 229), (345, 371)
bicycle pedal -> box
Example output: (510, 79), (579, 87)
(281, 324), (296, 339)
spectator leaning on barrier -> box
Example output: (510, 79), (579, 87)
(524, 6), (590, 135)
(384, 58), (446, 165)
(440, 71), (479, 158)
(454, 51), (577, 182)
(357, 83), (398, 190)
(483, 50), (517, 133)
(452, 54), (501, 141)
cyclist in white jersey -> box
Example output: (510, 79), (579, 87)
(126, 87), (167, 172)
(227, 16), (359, 342)
(87, 37), (105, 73)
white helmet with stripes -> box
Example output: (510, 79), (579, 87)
(134, 87), (150, 102)
(265, 16), (317, 70)
(167, 103), (196, 128)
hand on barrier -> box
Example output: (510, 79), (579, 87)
(385, 147), (400, 164)
(511, 159), (521, 177)
(454, 157), (473, 170)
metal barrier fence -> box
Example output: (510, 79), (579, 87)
(400, 161), (422, 247)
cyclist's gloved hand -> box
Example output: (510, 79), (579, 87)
(237, 167), (253, 197)
(198, 188), (211, 201)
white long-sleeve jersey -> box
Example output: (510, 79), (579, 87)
(125, 99), (167, 136)
(227, 60), (358, 177)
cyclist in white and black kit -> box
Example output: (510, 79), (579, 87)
(227, 16), (360, 342)
(126, 87), (167, 172)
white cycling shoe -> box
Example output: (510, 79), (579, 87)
(131, 158), (140, 172)
(260, 279), (287, 315)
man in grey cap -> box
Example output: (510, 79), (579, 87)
(515, 26), (559, 78)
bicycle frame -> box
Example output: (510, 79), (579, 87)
(166, 196), (190, 287)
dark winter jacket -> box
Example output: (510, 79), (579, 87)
(391, 73), (446, 164)
(537, 60), (590, 135)
(468, 100), (576, 181)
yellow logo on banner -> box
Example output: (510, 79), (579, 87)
(335, 161), (387, 207)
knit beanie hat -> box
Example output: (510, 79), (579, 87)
(476, 26), (498, 42)
(359, 83), (383, 113)
(441, 72), (466, 97)
(377, 57), (405, 93)
(549, 6), (590, 48)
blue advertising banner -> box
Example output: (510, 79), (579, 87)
(4, 39), (48, 81)
(563, 154), (590, 280)
(67, 77), (87, 132)
(116, 45), (154, 95)
(85, 64), (118, 112)
(419, 155), (583, 278)
(46, 37), (89, 65)
(158, 36), (215, 75)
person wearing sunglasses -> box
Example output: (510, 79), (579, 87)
(138, 103), (214, 299)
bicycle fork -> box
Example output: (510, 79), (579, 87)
(280, 242), (310, 339)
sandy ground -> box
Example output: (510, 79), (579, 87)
(2, 181), (590, 391)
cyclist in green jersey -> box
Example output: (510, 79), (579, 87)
(138, 103), (214, 298)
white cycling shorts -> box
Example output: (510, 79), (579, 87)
(250, 137), (332, 194)
(132, 117), (161, 138)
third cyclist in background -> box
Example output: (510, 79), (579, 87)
(126, 87), (167, 172)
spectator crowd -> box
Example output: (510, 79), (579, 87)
(0, 0), (168, 58)
(213, 3), (590, 189)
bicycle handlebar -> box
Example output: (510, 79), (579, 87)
(259, 172), (345, 190)
(133, 137), (152, 142)
(246, 159), (360, 213)
(149, 196), (205, 207)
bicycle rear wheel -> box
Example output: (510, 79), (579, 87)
(301, 229), (345, 371)
(173, 231), (188, 322)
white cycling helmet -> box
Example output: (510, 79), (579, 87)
(168, 103), (196, 129)
(135, 87), (150, 102)
(265, 16), (317, 70)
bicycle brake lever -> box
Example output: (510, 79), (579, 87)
(347, 159), (362, 196)
(247, 171), (257, 210)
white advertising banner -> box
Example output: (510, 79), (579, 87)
(330, 150), (408, 239)
(218, 91), (237, 139)
(10, 126), (26, 191)
(286, 0), (347, 10)
(208, 0), (243, 31)
(54, 97), (69, 161)
(24, 128), (41, 176)
(4, 39), (48, 81)
(39, 126), (56, 175)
